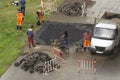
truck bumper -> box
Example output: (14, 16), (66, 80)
(90, 47), (113, 55)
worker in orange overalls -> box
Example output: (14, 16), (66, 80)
(16, 9), (24, 30)
(36, 8), (44, 26)
(83, 30), (92, 51)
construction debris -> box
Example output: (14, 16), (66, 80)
(14, 51), (60, 74)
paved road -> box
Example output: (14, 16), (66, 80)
(1, 46), (120, 80)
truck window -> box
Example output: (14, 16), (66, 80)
(93, 27), (116, 40)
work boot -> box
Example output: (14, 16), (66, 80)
(36, 21), (40, 26)
(42, 20), (44, 23)
(16, 25), (19, 30)
(33, 45), (36, 47)
(84, 47), (86, 52)
(20, 26), (22, 30)
(87, 47), (90, 51)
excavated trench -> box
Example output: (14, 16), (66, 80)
(35, 21), (94, 46)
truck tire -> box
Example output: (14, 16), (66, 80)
(110, 47), (117, 55)
(105, 48), (115, 56)
(90, 50), (96, 55)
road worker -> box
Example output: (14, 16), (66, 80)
(36, 8), (44, 26)
(19, 0), (26, 15)
(16, 9), (24, 30)
(59, 31), (69, 49)
(83, 30), (91, 51)
(26, 25), (35, 48)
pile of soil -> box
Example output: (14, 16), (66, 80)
(58, 2), (82, 16)
(14, 51), (59, 74)
(57, 0), (91, 16)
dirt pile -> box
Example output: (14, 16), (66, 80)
(57, 0), (91, 16)
(14, 51), (59, 74)
(58, 2), (82, 16)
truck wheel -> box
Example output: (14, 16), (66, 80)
(105, 52), (113, 56)
(90, 50), (96, 55)
(111, 47), (117, 55)
(105, 49), (115, 56)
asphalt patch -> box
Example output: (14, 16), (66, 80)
(35, 21), (94, 45)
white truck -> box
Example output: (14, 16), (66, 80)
(90, 20), (120, 55)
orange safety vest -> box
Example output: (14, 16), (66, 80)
(41, 15), (44, 20)
(36, 9), (44, 21)
(36, 10), (44, 16)
(16, 13), (24, 21)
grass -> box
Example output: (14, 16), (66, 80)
(0, 0), (48, 76)
(0, 0), (63, 76)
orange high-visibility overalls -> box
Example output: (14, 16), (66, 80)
(83, 40), (90, 47)
(37, 10), (44, 22)
(16, 13), (24, 26)
(83, 32), (91, 48)
(41, 14), (44, 22)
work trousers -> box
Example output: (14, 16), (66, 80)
(83, 40), (90, 47)
(83, 40), (90, 51)
(17, 19), (22, 26)
(28, 37), (35, 48)
(37, 15), (44, 26)
(21, 7), (25, 15)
